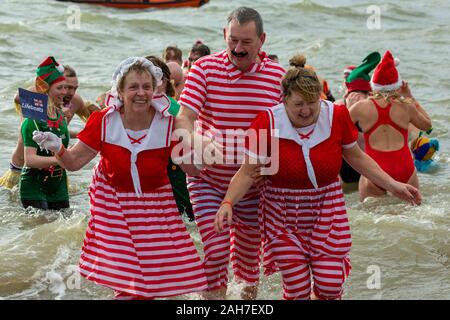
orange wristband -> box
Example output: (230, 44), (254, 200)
(56, 146), (66, 157)
(221, 200), (233, 208)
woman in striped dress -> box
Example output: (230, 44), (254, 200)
(214, 55), (422, 300)
(32, 57), (207, 299)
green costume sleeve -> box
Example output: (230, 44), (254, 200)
(21, 118), (42, 149)
(168, 96), (181, 117)
(21, 114), (69, 155)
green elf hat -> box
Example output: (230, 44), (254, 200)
(345, 51), (381, 93)
(35, 56), (65, 93)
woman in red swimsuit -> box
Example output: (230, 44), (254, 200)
(349, 51), (432, 201)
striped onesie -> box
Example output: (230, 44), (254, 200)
(179, 50), (285, 291)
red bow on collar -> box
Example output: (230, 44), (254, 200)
(47, 116), (63, 129)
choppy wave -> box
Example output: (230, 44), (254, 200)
(0, 0), (449, 300)
(0, 22), (31, 34)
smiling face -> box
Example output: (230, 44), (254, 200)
(284, 91), (321, 128)
(119, 70), (154, 113)
(224, 19), (265, 72)
(48, 80), (67, 107)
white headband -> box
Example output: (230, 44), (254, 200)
(110, 56), (163, 98)
(105, 57), (171, 115)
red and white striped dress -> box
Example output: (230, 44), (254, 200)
(246, 101), (358, 299)
(179, 50), (285, 290)
(77, 107), (207, 299)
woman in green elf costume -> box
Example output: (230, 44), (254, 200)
(20, 56), (70, 210)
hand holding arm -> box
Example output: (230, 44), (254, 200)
(174, 106), (223, 169)
(249, 164), (266, 186)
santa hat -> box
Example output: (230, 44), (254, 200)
(343, 65), (356, 78)
(35, 56), (65, 93)
(345, 52), (381, 93)
(371, 50), (402, 91)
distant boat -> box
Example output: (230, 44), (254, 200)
(55, 0), (209, 9)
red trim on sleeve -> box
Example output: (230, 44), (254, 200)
(77, 108), (110, 152)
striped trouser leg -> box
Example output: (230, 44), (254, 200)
(264, 233), (314, 300)
(189, 178), (262, 290)
(277, 261), (311, 300)
(230, 193), (261, 286)
(311, 257), (349, 300)
(189, 179), (231, 291)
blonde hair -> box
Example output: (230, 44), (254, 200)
(282, 54), (322, 102)
(372, 89), (414, 105)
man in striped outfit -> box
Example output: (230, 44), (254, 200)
(176, 7), (285, 299)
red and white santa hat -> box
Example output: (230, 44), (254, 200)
(371, 50), (402, 91)
(343, 65), (356, 78)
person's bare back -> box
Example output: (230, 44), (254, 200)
(350, 96), (413, 152)
(348, 54), (432, 201)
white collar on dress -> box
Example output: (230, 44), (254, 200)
(269, 100), (334, 148)
(267, 100), (334, 189)
(100, 107), (173, 197)
(101, 107), (173, 153)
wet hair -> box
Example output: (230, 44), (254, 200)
(163, 46), (183, 65)
(190, 41), (211, 58)
(63, 65), (77, 77)
(146, 55), (176, 98)
(227, 7), (264, 37)
(117, 61), (156, 93)
(282, 54), (322, 102)
(268, 54), (279, 61)
(372, 90), (414, 105)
